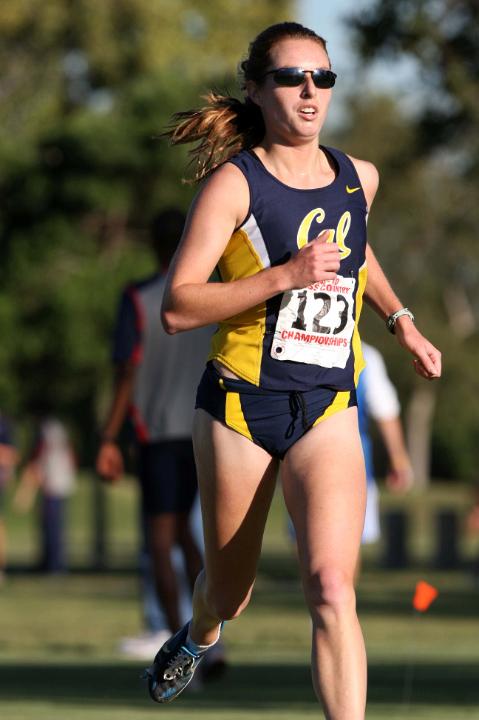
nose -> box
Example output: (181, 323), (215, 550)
(300, 72), (316, 98)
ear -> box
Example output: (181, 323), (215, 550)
(245, 80), (262, 107)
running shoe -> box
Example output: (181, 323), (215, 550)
(143, 623), (203, 703)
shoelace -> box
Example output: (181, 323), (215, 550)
(163, 649), (196, 681)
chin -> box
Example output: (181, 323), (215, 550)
(297, 125), (321, 140)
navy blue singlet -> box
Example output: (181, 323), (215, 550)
(208, 146), (368, 392)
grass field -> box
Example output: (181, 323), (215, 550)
(1, 478), (479, 719)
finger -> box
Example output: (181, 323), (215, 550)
(310, 246), (340, 263)
(412, 359), (429, 379)
(425, 355), (441, 378)
(303, 238), (338, 255)
(318, 244), (340, 255)
(314, 229), (335, 243)
(430, 350), (442, 376)
(415, 347), (441, 377)
(413, 357), (438, 380)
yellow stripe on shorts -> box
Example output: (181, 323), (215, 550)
(313, 391), (351, 427)
(225, 391), (253, 441)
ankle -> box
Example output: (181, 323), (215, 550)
(187, 621), (222, 650)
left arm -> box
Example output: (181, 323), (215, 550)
(376, 417), (414, 492)
(13, 461), (42, 513)
(352, 157), (442, 381)
(364, 245), (441, 379)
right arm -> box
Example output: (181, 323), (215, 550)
(364, 346), (413, 492)
(96, 289), (140, 482)
(162, 163), (341, 333)
(96, 362), (135, 482)
(375, 417), (413, 492)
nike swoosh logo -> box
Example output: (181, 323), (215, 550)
(346, 185), (361, 194)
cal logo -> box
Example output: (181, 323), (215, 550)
(297, 208), (352, 260)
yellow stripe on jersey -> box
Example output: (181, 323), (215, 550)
(209, 222), (268, 386)
(225, 391), (253, 441)
(313, 390), (351, 427)
(352, 261), (368, 386)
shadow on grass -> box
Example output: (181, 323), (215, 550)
(0, 661), (478, 709)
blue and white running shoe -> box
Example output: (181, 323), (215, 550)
(143, 623), (203, 703)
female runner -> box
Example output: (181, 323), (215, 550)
(143, 22), (441, 720)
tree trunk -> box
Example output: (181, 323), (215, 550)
(406, 384), (437, 488)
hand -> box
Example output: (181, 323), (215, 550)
(394, 319), (441, 380)
(96, 441), (124, 482)
(12, 486), (34, 514)
(285, 230), (340, 289)
(386, 463), (414, 494)
(467, 504), (479, 535)
(0, 444), (17, 470)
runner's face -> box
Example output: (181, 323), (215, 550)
(250, 38), (333, 145)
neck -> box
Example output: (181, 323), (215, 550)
(254, 137), (334, 188)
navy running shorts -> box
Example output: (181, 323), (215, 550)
(138, 439), (198, 516)
(195, 362), (357, 460)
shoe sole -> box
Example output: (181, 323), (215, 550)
(143, 662), (198, 704)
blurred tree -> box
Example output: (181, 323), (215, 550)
(0, 0), (290, 149)
(0, 75), (209, 460)
(343, 0), (479, 482)
(0, 1), (293, 459)
(350, 0), (479, 313)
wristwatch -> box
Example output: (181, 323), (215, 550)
(386, 308), (415, 334)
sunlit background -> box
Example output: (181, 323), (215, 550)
(0, 2), (478, 718)
(1, 0), (477, 479)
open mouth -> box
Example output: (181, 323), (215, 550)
(298, 107), (318, 120)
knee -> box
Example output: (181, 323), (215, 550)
(206, 584), (254, 622)
(305, 566), (356, 626)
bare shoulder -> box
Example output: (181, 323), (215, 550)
(194, 160), (250, 227)
(206, 159), (249, 189)
(348, 156), (380, 210)
(169, 159), (250, 285)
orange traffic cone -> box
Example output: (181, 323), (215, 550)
(412, 580), (439, 612)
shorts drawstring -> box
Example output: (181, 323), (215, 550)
(285, 391), (308, 439)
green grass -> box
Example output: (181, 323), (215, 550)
(2, 480), (479, 718)
(1, 568), (479, 719)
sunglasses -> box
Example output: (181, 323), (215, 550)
(264, 67), (337, 89)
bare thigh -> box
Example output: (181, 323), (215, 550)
(193, 409), (278, 611)
(281, 407), (366, 593)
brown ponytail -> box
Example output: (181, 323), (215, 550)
(163, 22), (329, 183)
(163, 92), (264, 183)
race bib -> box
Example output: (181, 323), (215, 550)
(271, 276), (356, 368)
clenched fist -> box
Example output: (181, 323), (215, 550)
(284, 229), (340, 289)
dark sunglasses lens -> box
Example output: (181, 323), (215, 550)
(273, 68), (305, 86)
(272, 68), (337, 88)
(312, 70), (336, 88)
